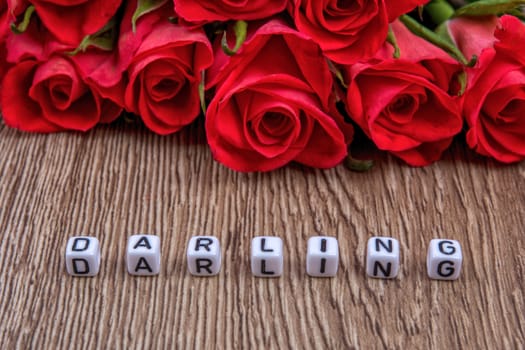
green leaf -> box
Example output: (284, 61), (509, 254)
(68, 18), (118, 55)
(221, 20), (248, 56)
(10, 5), (35, 34)
(344, 155), (375, 172)
(386, 26), (401, 59)
(454, 0), (525, 17)
(132, 0), (168, 33)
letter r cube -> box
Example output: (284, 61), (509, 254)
(187, 236), (221, 276)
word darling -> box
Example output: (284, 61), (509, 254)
(64, 235), (463, 280)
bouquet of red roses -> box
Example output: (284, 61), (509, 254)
(1, 0), (524, 171)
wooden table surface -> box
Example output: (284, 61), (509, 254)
(0, 121), (524, 349)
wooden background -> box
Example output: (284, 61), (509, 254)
(0, 120), (524, 349)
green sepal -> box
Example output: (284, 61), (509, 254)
(454, 0), (525, 17)
(131, 0), (168, 33)
(199, 70), (207, 115)
(344, 154), (374, 172)
(221, 20), (248, 56)
(457, 70), (468, 96)
(399, 14), (469, 65)
(327, 60), (348, 89)
(10, 5), (35, 34)
(387, 26), (401, 59)
(68, 18), (117, 55)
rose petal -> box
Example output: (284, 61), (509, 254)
(1, 61), (61, 132)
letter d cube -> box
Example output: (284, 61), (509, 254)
(65, 236), (101, 277)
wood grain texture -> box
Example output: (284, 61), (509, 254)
(0, 120), (524, 349)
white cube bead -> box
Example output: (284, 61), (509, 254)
(366, 236), (400, 279)
(427, 239), (462, 280)
(306, 236), (339, 277)
(127, 234), (161, 276)
(251, 236), (283, 277)
(187, 236), (221, 276)
(65, 236), (101, 277)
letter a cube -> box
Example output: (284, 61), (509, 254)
(427, 239), (462, 280)
(127, 234), (161, 276)
(65, 236), (101, 277)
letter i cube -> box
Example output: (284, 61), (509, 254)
(65, 236), (101, 277)
(306, 236), (339, 277)
(127, 234), (161, 276)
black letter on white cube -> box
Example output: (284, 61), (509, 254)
(251, 236), (283, 277)
(187, 236), (221, 276)
(427, 239), (462, 280)
(306, 236), (339, 277)
(366, 237), (400, 279)
(127, 235), (161, 276)
(65, 236), (101, 277)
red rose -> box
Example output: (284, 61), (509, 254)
(206, 19), (353, 172)
(1, 13), (122, 132)
(1, 2), (9, 41)
(174, 0), (287, 23)
(343, 20), (462, 166)
(288, 0), (429, 64)
(119, 4), (213, 135)
(1, 56), (121, 132)
(0, 43), (7, 111)
(29, 0), (122, 46)
(447, 15), (525, 163)
(2, 0), (30, 39)
(385, 1), (429, 21)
